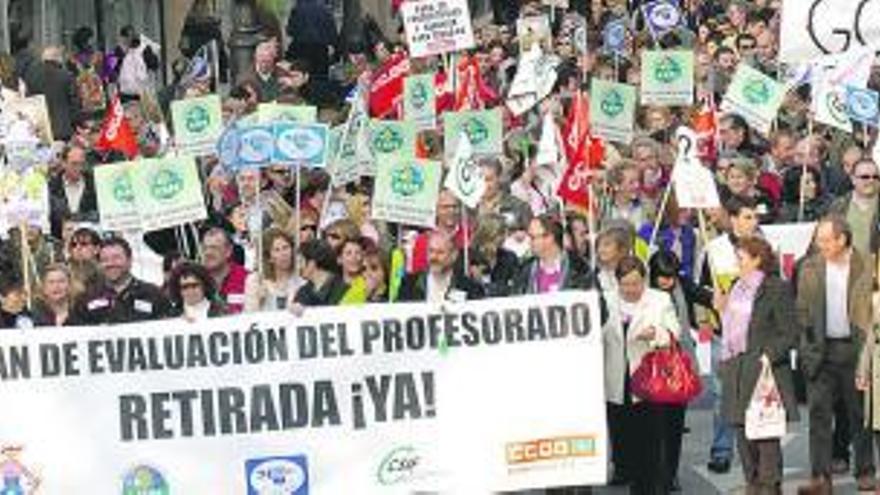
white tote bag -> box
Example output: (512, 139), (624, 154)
(745, 357), (787, 440)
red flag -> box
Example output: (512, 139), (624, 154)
(693, 96), (717, 163)
(95, 96), (139, 159)
(369, 52), (410, 118)
(557, 137), (605, 209)
(562, 91), (591, 167)
(453, 55), (498, 111)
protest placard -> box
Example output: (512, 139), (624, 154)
(236, 124), (275, 169)
(721, 64), (786, 135)
(4, 95), (53, 144)
(603, 18), (627, 56)
(369, 119), (416, 163)
(641, 50), (694, 106)
(846, 86), (880, 126)
(443, 109), (503, 158)
(589, 79), (637, 144)
(779, 0), (880, 63)
(762, 223), (817, 280)
(170, 94), (223, 156)
(401, 0), (475, 58)
(642, 0), (683, 40)
(517, 15), (553, 52)
(94, 161), (140, 232)
(444, 133), (485, 209)
(372, 159), (441, 228)
(131, 156), (207, 232)
(404, 73), (437, 131)
(0, 293), (605, 492)
(257, 103), (317, 124)
(272, 122), (330, 168)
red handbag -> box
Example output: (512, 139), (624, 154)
(630, 331), (702, 405)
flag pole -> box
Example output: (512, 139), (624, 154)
(798, 118), (813, 222)
(19, 223), (32, 311)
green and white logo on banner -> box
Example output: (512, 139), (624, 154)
(369, 119), (415, 163)
(404, 73), (436, 131)
(132, 156), (208, 232)
(589, 79), (637, 144)
(94, 161), (140, 232)
(171, 94), (223, 156)
(257, 103), (318, 124)
(371, 159), (442, 229)
(443, 109), (503, 158)
(641, 50), (694, 106)
(721, 64), (785, 135)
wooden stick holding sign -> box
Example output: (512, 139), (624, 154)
(696, 209), (721, 293)
(18, 223), (32, 311)
(798, 118), (814, 222)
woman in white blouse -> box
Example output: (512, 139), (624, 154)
(603, 255), (681, 493)
(244, 228), (304, 312)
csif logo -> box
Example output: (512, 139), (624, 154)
(149, 165), (184, 201)
(600, 89), (625, 117)
(742, 79), (770, 105)
(372, 126), (404, 154)
(653, 55), (682, 83)
(390, 163), (425, 196)
(377, 445), (421, 485)
(185, 104), (211, 133)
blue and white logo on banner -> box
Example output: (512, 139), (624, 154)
(237, 124), (275, 168)
(846, 86), (880, 126)
(273, 122), (330, 168)
(603, 19), (627, 55)
(217, 122), (241, 171)
(642, 0), (682, 39)
(245, 455), (309, 495)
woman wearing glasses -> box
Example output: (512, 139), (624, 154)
(168, 262), (227, 322)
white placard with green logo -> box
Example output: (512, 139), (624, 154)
(443, 109), (503, 158)
(589, 79), (637, 144)
(640, 50), (694, 106)
(94, 161), (140, 232)
(721, 64), (786, 135)
(369, 119), (416, 163)
(171, 94), (224, 156)
(371, 159), (441, 228)
(444, 133), (485, 209)
(131, 156), (208, 232)
(257, 103), (317, 124)
(404, 73), (437, 131)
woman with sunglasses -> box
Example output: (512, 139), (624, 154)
(167, 262), (227, 322)
(244, 228), (304, 312)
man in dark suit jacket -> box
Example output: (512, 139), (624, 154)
(49, 144), (98, 240)
(398, 231), (484, 303)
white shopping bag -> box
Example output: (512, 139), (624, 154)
(745, 357), (787, 440)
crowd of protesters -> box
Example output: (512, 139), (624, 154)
(4, 0), (880, 494)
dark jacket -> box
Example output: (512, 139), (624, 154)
(31, 300), (73, 327)
(397, 269), (485, 303)
(286, 0), (339, 48)
(512, 252), (597, 295)
(27, 60), (81, 140)
(70, 277), (170, 325)
(720, 276), (801, 425)
(796, 251), (874, 379)
(294, 274), (349, 307)
(48, 172), (98, 239)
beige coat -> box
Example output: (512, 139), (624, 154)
(858, 292), (880, 429)
(603, 287), (682, 405)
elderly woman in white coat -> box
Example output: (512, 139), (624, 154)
(603, 255), (681, 495)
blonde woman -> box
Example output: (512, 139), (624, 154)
(244, 228), (304, 312)
(32, 264), (74, 327)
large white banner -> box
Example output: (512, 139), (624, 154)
(0, 292), (606, 494)
(401, 0), (475, 58)
(780, 0), (880, 63)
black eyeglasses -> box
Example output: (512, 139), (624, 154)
(856, 174), (880, 181)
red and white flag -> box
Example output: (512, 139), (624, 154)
(369, 52), (410, 119)
(95, 95), (139, 159)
